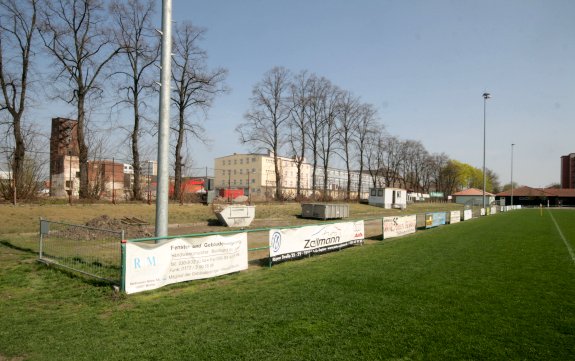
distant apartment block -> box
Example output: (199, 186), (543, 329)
(561, 153), (575, 189)
(214, 152), (372, 200)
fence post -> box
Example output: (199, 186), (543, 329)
(121, 238), (127, 293)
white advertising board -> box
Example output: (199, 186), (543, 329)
(124, 233), (248, 294)
(383, 215), (417, 239)
(491, 206), (497, 214)
(463, 209), (473, 221)
(481, 208), (486, 216)
(269, 221), (364, 264)
(450, 210), (461, 224)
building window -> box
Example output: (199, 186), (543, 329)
(251, 179), (255, 184)
(378, 189), (383, 196)
(240, 159), (243, 164)
(252, 157), (256, 162)
(240, 169), (243, 174)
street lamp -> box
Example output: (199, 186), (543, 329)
(482, 92), (491, 211)
(511, 143), (515, 207)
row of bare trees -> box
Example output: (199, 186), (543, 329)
(0, 0), (226, 202)
(237, 67), (499, 201)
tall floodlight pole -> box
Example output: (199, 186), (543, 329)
(482, 92), (491, 211)
(155, 0), (172, 238)
(511, 143), (515, 207)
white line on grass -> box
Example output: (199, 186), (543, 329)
(548, 210), (575, 266)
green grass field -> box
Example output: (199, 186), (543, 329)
(1, 208), (574, 360)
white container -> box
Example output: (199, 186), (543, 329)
(215, 205), (256, 227)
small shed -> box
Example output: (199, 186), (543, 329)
(452, 188), (495, 206)
(368, 187), (407, 209)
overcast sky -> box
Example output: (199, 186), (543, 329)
(30, 0), (575, 188)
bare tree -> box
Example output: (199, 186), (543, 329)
(400, 140), (428, 191)
(0, 123), (46, 201)
(381, 134), (403, 187)
(335, 90), (361, 200)
(430, 152), (450, 195)
(236, 66), (291, 200)
(304, 74), (327, 197)
(317, 82), (341, 198)
(352, 103), (378, 199)
(110, 0), (159, 201)
(287, 70), (312, 199)
(38, 0), (120, 199)
(365, 128), (386, 188)
(171, 22), (227, 201)
(0, 0), (37, 202)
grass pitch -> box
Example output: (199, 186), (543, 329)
(0, 208), (574, 360)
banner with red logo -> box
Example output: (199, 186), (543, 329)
(383, 215), (417, 239)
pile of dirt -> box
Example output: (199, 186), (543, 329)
(84, 215), (153, 239)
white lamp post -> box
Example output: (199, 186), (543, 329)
(511, 143), (515, 207)
(482, 92), (491, 210)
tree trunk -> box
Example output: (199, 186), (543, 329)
(173, 110), (185, 201)
(77, 93), (89, 199)
(132, 94), (142, 200)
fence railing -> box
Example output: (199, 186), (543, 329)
(38, 219), (124, 285)
(38, 205), (514, 289)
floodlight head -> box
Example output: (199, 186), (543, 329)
(483, 92), (491, 99)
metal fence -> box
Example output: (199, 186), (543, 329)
(39, 219), (124, 285)
(37, 205), (493, 289)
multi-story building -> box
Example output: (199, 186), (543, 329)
(214, 152), (310, 200)
(313, 166), (372, 199)
(50, 117), (127, 198)
(561, 153), (575, 189)
(88, 160), (125, 198)
(49, 118), (80, 197)
(214, 152), (372, 200)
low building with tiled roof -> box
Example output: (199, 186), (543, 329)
(452, 188), (495, 206)
(496, 186), (575, 206)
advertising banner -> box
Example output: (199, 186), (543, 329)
(491, 206), (497, 215)
(463, 209), (473, 221)
(450, 210), (461, 224)
(425, 212), (446, 228)
(481, 208), (486, 216)
(124, 233), (248, 294)
(269, 221), (364, 264)
(383, 215), (417, 239)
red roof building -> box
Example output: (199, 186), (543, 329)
(496, 186), (575, 206)
(452, 188), (495, 206)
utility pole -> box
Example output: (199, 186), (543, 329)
(155, 0), (172, 238)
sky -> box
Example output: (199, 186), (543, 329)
(27, 0), (575, 188)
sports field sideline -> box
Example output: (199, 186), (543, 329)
(0, 208), (574, 360)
